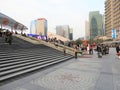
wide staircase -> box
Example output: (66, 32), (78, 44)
(0, 36), (74, 85)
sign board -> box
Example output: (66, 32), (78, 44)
(111, 29), (116, 39)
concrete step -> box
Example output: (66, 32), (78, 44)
(0, 56), (71, 76)
(0, 53), (70, 64)
(0, 51), (67, 63)
(0, 36), (74, 84)
(0, 56), (72, 82)
(0, 55), (70, 70)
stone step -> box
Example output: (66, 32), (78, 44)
(0, 56), (71, 76)
(0, 57), (72, 82)
(0, 55), (71, 72)
(0, 53), (70, 64)
(0, 49), (62, 57)
(0, 35), (74, 84)
(0, 52), (67, 63)
(0, 55), (70, 69)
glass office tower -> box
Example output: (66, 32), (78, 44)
(89, 11), (103, 39)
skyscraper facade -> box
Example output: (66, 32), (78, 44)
(85, 21), (90, 40)
(30, 18), (48, 36)
(36, 18), (47, 36)
(30, 20), (36, 34)
(56, 25), (70, 39)
(69, 28), (73, 40)
(105, 0), (120, 38)
(89, 11), (104, 39)
(102, 15), (105, 36)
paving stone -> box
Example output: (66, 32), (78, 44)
(31, 67), (100, 90)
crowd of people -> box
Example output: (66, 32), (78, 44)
(72, 43), (110, 59)
(96, 44), (109, 58)
(0, 29), (111, 59)
(0, 30), (13, 45)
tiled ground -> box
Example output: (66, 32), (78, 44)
(30, 59), (102, 90)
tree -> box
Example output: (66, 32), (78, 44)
(75, 39), (82, 45)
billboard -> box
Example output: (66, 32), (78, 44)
(27, 34), (47, 40)
(111, 29), (116, 39)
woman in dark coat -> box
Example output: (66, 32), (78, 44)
(116, 44), (119, 53)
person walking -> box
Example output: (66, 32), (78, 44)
(116, 43), (119, 53)
(89, 44), (93, 55)
(115, 44), (120, 59)
(5, 30), (9, 42)
(97, 44), (103, 58)
(63, 46), (66, 55)
(74, 46), (78, 59)
(7, 32), (13, 45)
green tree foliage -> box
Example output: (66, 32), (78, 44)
(74, 39), (82, 45)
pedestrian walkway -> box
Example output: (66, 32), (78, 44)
(0, 48), (120, 90)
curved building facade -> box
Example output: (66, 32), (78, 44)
(89, 11), (103, 39)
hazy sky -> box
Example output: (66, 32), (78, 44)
(0, 0), (105, 39)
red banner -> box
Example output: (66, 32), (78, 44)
(2, 18), (9, 25)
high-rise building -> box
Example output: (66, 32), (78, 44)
(102, 15), (105, 36)
(89, 11), (104, 39)
(85, 21), (90, 40)
(69, 28), (73, 40)
(47, 32), (70, 42)
(36, 18), (47, 36)
(30, 20), (36, 34)
(105, 0), (120, 38)
(56, 25), (70, 39)
(30, 18), (48, 36)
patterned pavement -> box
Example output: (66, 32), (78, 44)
(30, 59), (102, 90)
(112, 58), (120, 90)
